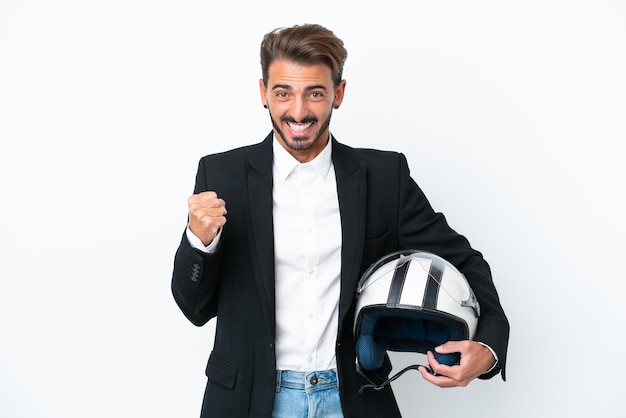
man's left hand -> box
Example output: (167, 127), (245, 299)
(417, 340), (496, 388)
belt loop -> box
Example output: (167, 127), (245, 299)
(275, 370), (282, 393)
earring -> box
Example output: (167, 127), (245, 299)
(334, 105), (339, 109)
(263, 104), (268, 109)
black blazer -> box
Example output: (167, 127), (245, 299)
(172, 133), (509, 418)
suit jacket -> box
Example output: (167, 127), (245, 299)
(172, 133), (509, 418)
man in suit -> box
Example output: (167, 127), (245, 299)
(171, 23), (509, 418)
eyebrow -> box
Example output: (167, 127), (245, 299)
(271, 84), (328, 92)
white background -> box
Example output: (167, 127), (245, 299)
(1, 1), (625, 417)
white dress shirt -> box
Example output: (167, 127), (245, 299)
(271, 136), (342, 372)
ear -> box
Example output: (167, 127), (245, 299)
(259, 78), (268, 108)
(333, 79), (347, 108)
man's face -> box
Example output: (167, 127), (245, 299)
(259, 60), (345, 162)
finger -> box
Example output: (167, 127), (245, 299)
(427, 350), (439, 366)
(418, 365), (434, 380)
(418, 365), (457, 388)
(434, 340), (465, 354)
(196, 205), (227, 217)
(195, 190), (218, 199)
(211, 206), (228, 216)
(200, 197), (227, 210)
(189, 195), (227, 212)
(189, 192), (225, 206)
(190, 206), (226, 221)
(427, 350), (455, 378)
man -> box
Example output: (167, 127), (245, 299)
(171, 23), (509, 418)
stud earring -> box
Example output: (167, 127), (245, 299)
(263, 104), (268, 109)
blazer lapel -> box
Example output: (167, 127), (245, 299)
(332, 138), (367, 338)
(244, 133), (276, 341)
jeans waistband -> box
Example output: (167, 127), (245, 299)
(275, 369), (339, 393)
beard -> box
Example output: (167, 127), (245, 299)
(270, 111), (333, 151)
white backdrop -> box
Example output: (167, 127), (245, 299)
(1, 1), (625, 417)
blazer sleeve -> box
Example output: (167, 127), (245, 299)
(395, 153), (510, 380)
(171, 231), (223, 326)
(171, 156), (224, 327)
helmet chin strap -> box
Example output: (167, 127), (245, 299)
(356, 362), (436, 394)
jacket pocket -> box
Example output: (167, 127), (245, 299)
(206, 353), (238, 390)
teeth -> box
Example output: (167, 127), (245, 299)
(288, 122), (312, 132)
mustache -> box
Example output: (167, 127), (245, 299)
(281, 116), (318, 124)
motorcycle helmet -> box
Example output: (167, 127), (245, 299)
(354, 250), (480, 391)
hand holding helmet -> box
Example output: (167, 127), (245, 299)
(417, 340), (497, 388)
(353, 250), (492, 392)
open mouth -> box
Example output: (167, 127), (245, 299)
(287, 121), (314, 133)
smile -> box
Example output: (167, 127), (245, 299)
(287, 121), (314, 132)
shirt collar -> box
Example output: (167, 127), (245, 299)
(272, 133), (333, 182)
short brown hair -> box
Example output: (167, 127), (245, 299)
(260, 23), (348, 88)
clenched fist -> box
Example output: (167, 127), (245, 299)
(188, 191), (227, 247)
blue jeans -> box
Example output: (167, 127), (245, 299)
(272, 369), (344, 418)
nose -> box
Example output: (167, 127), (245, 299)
(291, 97), (309, 122)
